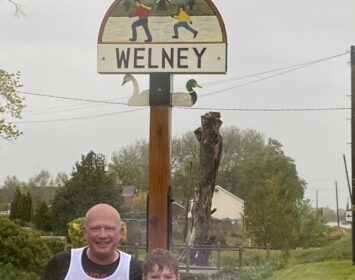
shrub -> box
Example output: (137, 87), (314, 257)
(67, 217), (127, 248)
(0, 263), (40, 280)
(42, 237), (65, 255)
(0, 217), (51, 274)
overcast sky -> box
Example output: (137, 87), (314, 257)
(1, 0), (354, 210)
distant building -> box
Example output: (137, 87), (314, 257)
(188, 185), (244, 221)
(211, 186), (244, 221)
(122, 186), (136, 208)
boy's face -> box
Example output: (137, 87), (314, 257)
(143, 265), (180, 280)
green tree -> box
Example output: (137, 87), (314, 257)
(240, 139), (306, 250)
(21, 192), (33, 222)
(50, 151), (121, 234)
(0, 69), (25, 140)
(216, 127), (264, 189)
(9, 188), (33, 223)
(171, 127), (265, 203)
(0, 217), (51, 274)
(9, 187), (22, 220)
(109, 139), (149, 192)
(293, 200), (328, 248)
(34, 201), (51, 232)
(235, 138), (305, 200)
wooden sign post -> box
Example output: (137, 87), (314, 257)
(97, 0), (227, 251)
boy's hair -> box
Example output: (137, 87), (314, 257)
(143, 248), (179, 275)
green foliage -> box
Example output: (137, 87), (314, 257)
(290, 235), (352, 264)
(42, 238), (65, 255)
(292, 200), (328, 248)
(268, 260), (354, 280)
(0, 69), (25, 140)
(50, 151), (121, 234)
(10, 187), (33, 222)
(9, 187), (22, 220)
(34, 201), (51, 232)
(239, 139), (306, 250)
(109, 139), (149, 193)
(0, 263), (40, 280)
(0, 217), (51, 274)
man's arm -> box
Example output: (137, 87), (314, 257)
(43, 251), (71, 280)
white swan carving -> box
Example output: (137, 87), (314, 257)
(122, 74), (149, 106)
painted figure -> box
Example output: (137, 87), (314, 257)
(171, 6), (198, 39)
(130, 0), (153, 42)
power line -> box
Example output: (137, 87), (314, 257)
(200, 51), (349, 98)
(13, 51), (350, 123)
(18, 90), (128, 105)
(201, 51), (350, 89)
(178, 107), (350, 112)
(13, 108), (147, 124)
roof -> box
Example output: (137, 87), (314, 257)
(214, 186), (245, 203)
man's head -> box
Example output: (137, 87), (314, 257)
(142, 248), (180, 280)
(134, 0), (141, 6)
(83, 203), (122, 264)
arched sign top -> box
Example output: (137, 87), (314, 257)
(97, 0), (228, 74)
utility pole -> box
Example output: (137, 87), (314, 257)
(351, 45), (355, 265)
(343, 154), (352, 202)
(335, 181), (339, 227)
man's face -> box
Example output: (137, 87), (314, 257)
(143, 265), (180, 280)
(83, 211), (121, 262)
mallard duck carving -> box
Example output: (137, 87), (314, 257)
(122, 74), (149, 106)
(172, 79), (202, 107)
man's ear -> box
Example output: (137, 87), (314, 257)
(142, 273), (146, 280)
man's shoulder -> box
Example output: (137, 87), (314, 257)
(129, 257), (143, 280)
(51, 250), (71, 266)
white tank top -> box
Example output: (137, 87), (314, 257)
(64, 247), (131, 280)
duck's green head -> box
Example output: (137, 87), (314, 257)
(186, 79), (202, 92)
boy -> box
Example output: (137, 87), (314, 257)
(142, 248), (181, 280)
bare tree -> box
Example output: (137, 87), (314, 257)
(179, 112), (223, 266)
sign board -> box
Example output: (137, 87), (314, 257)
(346, 210), (352, 222)
(98, 0), (227, 74)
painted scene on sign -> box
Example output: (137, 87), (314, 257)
(101, 0), (224, 43)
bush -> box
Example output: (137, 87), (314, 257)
(42, 237), (65, 255)
(0, 263), (40, 280)
(0, 217), (51, 274)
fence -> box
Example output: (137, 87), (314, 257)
(120, 243), (271, 272)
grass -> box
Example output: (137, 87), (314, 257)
(267, 260), (355, 280)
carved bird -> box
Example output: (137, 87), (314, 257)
(172, 79), (202, 107)
(122, 74), (149, 106)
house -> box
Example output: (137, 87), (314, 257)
(122, 186), (136, 208)
(188, 185), (244, 221)
(211, 185), (244, 221)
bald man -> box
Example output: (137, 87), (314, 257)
(44, 204), (142, 280)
